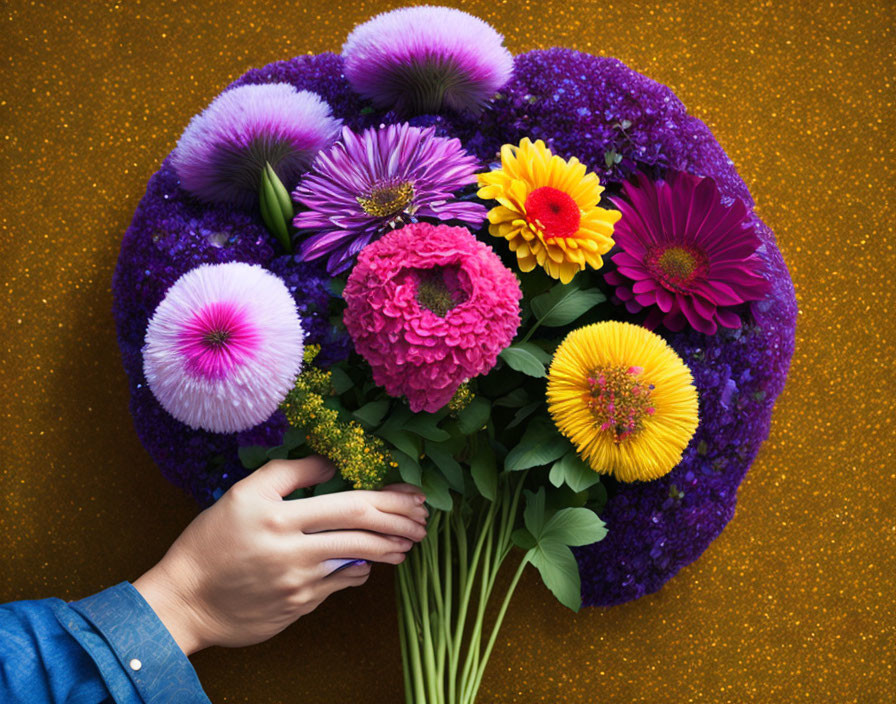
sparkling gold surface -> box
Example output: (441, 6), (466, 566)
(1, 1), (893, 701)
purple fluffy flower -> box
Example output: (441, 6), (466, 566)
(342, 6), (513, 114)
(172, 83), (341, 208)
(292, 123), (486, 274)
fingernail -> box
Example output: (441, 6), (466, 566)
(415, 494), (426, 505)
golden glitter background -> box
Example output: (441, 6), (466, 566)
(1, 0), (893, 701)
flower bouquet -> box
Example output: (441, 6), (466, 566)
(114, 6), (796, 702)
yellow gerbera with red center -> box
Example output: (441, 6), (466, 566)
(477, 138), (620, 284)
(547, 321), (699, 482)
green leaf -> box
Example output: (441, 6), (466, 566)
(266, 445), (289, 460)
(530, 286), (605, 327)
(550, 451), (601, 493)
(456, 396), (491, 435)
(586, 481), (608, 514)
(505, 421), (570, 471)
(421, 467), (452, 511)
(259, 165), (291, 252)
(238, 445), (269, 470)
(505, 400), (541, 430)
(329, 366), (353, 395)
(499, 345), (546, 378)
(548, 461), (565, 488)
(540, 507), (607, 547)
(470, 441), (497, 501)
(511, 528), (536, 550)
(353, 400), (390, 427)
(494, 387), (529, 408)
(528, 540), (583, 611)
(523, 487), (546, 537)
(404, 412), (451, 442)
(424, 441), (464, 493)
(282, 427), (307, 450)
(516, 341), (553, 364)
(378, 428), (421, 459)
(265, 162), (294, 222)
(394, 451), (422, 487)
(327, 278), (347, 299)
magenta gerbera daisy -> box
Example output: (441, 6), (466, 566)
(143, 262), (304, 433)
(342, 6), (513, 114)
(171, 83), (341, 208)
(292, 123), (487, 275)
(604, 170), (770, 334)
(343, 223), (521, 413)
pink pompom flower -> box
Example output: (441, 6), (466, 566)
(343, 223), (521, 413)
(143, 262), (304, 433)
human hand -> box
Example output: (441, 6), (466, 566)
(133, 456), (427, 655)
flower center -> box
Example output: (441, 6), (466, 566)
(178, 301), (261, 380)
(646, 244), (708, 291)
(357, 181), (415, 218)
(414, 264), (470, 317)
(524, 186), (581, 240)
(584, 365), (655, 443)
(203, 329), (232, 347)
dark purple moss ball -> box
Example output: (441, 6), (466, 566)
(114, 49), (796, 601)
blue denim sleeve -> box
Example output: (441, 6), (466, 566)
(0, 582), (211, 704)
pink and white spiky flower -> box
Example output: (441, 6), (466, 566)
(143, 262), (304, 433)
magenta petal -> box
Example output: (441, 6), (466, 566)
(617, 265), (652, 281)
(632, 279), (658, 295)
(643, 307), (664, 330)
(633, 290), (656, 307)
(690, 293), (717, 321)
(662, 310), (687, 332)
(678, 295), (717, 334)
(694, 280), (744, 306)
(655, 286), (674, 313)
(613, 251), (645, 270)
(604, 270), (624, 286)
(624, 298), (643, 314)
(615, 285), (634, 301)
(716, 308), (743, 329)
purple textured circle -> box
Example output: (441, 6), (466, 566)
(114, 49), (796, 602)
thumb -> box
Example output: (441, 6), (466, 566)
(240, 456), (336, 500)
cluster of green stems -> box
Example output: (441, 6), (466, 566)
(396, 472), (529, 704)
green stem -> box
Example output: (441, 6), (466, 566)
(418, 542), (440, 703)
(397, 571), (413, 704)
(466, 555), (530, 704)
(398, 563), (426, 703)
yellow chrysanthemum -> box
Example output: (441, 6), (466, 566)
(547, 322), (699, 482)
(477, 138), (620, 284)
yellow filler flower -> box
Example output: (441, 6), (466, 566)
(547, 321), (699, 482)
(477, 138), (620, 284)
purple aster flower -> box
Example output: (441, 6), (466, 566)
(143, 262), (304, 433)
(292, 123), (487, 274)
(342, 6), (513, 114)
(171, 83), (341, 208)
(604, 170), (770, 335)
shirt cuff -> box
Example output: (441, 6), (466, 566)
(69, 582), (211, 704)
